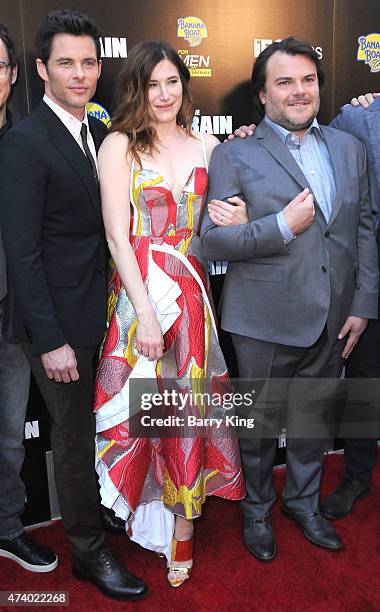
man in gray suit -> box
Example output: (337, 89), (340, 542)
(201, 37), (378, 561)
(0, 23), (56, 571)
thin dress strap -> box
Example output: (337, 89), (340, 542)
(129, 157), (135, 205)
(199, 132), (208, 171)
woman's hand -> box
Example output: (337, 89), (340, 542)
(136, 311), (164, 360)
(208, 196), (249, 226)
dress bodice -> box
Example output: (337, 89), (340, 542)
(130, 166), (208, 238)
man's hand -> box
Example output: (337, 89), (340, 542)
(41, 343), (79, 383)
(283, 188), (315, 235)
(208, 196), (249, 225)
(350, 92), (380, 109)
(338, 316), (368, 359)
(226, 123), (256, 141)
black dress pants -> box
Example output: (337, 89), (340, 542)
(345, 318), (380, 487)
(22, 343), (106, 561)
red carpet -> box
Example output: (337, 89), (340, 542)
(0, 452), (378, 611)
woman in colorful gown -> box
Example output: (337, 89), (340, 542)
(94, 40), (247, 587)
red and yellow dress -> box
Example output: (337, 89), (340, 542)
(94, 137), (244, 559)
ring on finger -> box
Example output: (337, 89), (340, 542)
(219, 214), (223, 221)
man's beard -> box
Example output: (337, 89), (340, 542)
(265, 97), (319, 134)
(282, 115), (316, 132)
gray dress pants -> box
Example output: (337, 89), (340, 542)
(231, 329), (344, 517)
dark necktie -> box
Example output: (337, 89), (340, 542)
(80, 123), (98, 181)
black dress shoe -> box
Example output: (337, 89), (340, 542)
(100, 506), (126, 534)
(0, 532), (58, 572)
(320, 478), (370, 519)
(72, 548), (148, 600)
(243, 516), (276, 561)
(281, 505), (343, 550)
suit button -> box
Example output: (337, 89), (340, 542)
(321, 265), (327, 273)
(325, 231), (330, 238)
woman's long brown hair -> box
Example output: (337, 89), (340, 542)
(111, 40), (195, 165)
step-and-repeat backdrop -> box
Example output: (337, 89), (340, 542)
(1, 0), (379, 526)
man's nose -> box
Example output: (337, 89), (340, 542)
(293, 80), (307, 95)
(73, 64), (85, 79)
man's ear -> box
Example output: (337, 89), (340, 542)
(10, 64), (18, 85)
(259, 88), (266, 105)
(36, 58), (48, 83)
(97, 59), (102, 80)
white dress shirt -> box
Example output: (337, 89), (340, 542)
(43, 94), (98, 172)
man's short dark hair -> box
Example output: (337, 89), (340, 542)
(35, 9), (101, 64)
(0, 23), (17, 68)
(251, 36), (325, 124)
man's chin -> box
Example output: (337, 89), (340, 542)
(285, 115), (316, 133)
(67, 98), (91, 109)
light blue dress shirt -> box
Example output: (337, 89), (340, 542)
(264, 116), (336, 242)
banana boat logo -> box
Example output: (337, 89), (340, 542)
(357, 33), (380, 73)
(86, 102), (111, 127)
(177, 17), (207, 47)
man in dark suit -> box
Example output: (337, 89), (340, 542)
(0, 10), (146, 600)
(201, 37), (378, 561)
(319, 97), (380, 519)
(0, 22), (54, 573)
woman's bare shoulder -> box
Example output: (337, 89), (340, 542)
(201, 132), (220, 149)
(99, 131), (131, 164)
(191, 131), (220, 163)
(101, 130), (129, 149)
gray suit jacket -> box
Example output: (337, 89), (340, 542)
(200, 120), (379, 347)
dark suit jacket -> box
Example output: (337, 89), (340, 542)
(0, 113), (13, 304)
(201, 121), (379, 347)
(0, 101), (108, 355)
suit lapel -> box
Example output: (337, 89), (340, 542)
(257, 121), (345, 227)
(36, 101), (101, 221)
(256, 121), (313, 192)
(320, 125), (345, 229)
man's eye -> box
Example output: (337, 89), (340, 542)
(84, 61), (97, 67)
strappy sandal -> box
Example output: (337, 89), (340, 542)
(167, 537), (193, 587)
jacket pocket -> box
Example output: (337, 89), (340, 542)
(239, 263), (284, 282)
